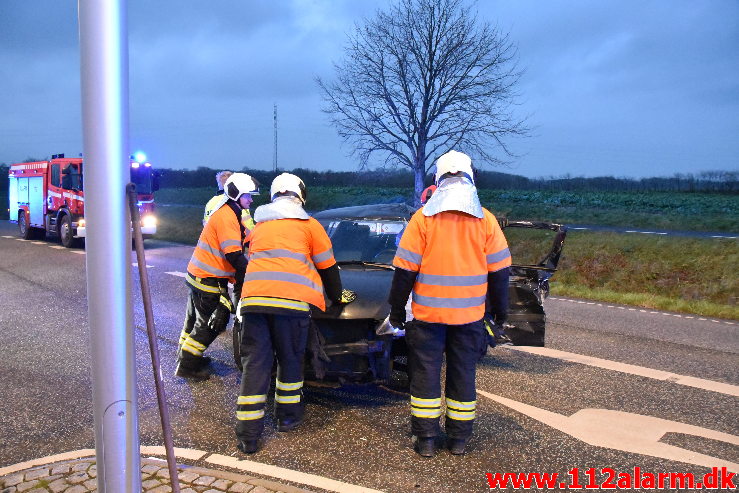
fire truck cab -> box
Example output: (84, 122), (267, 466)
(8, 153), (159, 247)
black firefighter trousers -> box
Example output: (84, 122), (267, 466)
(406, 319), (486, 440)
(235, 312), (310, 441)
(178, 280), (228, 368)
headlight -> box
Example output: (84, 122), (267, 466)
(142, 215), (157, 229)
(78, 218), (86, 228)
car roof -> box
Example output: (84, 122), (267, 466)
(312, 203), (416, 221)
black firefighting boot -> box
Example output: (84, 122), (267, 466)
(447, 438), (468, 455)
(413, 436), (436, 458)
(237, 439), (260, 454)
(174, 362), (210, 381)
(277, 415), (305, 432)
(175, 352), (211, 381)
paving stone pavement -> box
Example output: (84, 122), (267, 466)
(0, 457), (313, 493)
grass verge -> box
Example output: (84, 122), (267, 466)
(549, 284), (737, 320)
(549, 231), (738, 319)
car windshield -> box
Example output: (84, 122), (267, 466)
(322, 220), (406, 265)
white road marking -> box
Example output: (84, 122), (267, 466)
(49, 245), (66, 249)
(15, 238), (31, 242)
(132, 263), (154, 268)
(508, 346), (739, 397)
(206, 453), (385, 493)
(571, 227), (589, 230)
(31, 241), (46, 245)
(478, 390), (739, 473)
(548, 297), (736, 326)
(711, 235), (737, 239)
(2, 235), (14, 238)
(139, 445), (207, 460)
(71, 251), (86, 255)
(166, 271), (187, 278)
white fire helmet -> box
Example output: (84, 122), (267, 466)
(434, 150), (474, 185)
(224, 173), (259, 201)
(270, 173), (307, 204)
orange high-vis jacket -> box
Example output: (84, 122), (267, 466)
(187, 203), (243, 283)
(241, 217), (336, 311)
(393, 208), (511, 325)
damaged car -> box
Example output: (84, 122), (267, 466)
(234, 203), (567, 385)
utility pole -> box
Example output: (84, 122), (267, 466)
(79, 0), (142, 491)
(273, 103), (278, 172)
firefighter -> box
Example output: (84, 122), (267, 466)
(420, 184), (437, 204)
(388, 150), (511, 457)
(181, 171), (257, 357)
(175, 173), (259, 381)
(234, 172), (356, 455)
(204, 170), (256, 231)
(203, 170), (232, 225)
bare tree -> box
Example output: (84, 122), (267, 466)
(317, 0), (526, 205)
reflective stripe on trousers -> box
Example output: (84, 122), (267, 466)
(178, 286), (223, 367)
(235, 312), (310, 441)
(405, 319), (485, 439)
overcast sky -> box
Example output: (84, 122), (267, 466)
(1, 0), (737, 178)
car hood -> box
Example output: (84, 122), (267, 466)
(315, 265), (393, 321)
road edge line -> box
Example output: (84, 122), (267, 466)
(508, 346), (739, 397)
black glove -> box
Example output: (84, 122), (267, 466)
(389, 305), (406, 329)
(484, 314), (512, 348)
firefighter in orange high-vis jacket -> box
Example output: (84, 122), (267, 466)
(175, 173), (259, 381)
(234, 173), (356, 455)
(388, 150), (511, 458)
(194, 170), (259, 356)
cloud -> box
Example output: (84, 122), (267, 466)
(1, 0), (737, 177)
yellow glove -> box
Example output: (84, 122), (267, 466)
(339, 289), (357, 304)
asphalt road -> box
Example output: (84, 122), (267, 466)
(1, 220), (737, 492)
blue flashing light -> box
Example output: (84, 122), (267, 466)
(133, 151), (147, 163)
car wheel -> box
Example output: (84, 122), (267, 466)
(59, 215), (79, 248)
(388, 356), (410, 392)
(232, 320), (243, 372)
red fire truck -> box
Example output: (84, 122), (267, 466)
(8, 153), (159, 247)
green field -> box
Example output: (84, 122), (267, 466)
(155, 186), (739, 232)
(506, 228), (737, 319)
(155, 187), (737, 320)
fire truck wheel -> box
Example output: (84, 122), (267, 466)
(18, 211), (32, 239)
(18, 211), (43, 240)
(59, 215), (80, 248)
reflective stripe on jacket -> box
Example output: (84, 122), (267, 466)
(241, 217), (336, 311)
(187, 202), (243, 282)
(393, 208), (511, 324)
